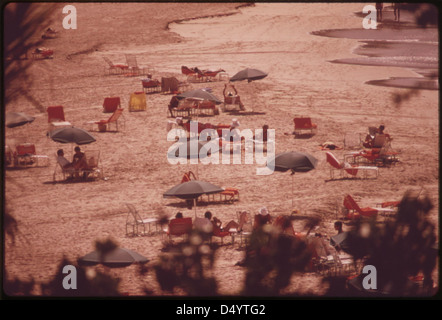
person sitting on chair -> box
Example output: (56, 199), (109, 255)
(57, 149), (89, 178)
(72, 146), (85, 165)
(223, 84), (245, 110)
(377, 124), (392, 141)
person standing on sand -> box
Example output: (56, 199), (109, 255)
(393, 3), (401, 21)
(376, 2), (383, 21)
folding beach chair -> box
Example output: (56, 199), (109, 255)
(142, 78), (161, 94)
(102, 97), (121, 113)
(326, 151), (378, 179)
(163, 217), (193, 242)
(103, 57), (128, 75)
(125, 54), (152, 77)
(343, 194), (395, 220)
(92, 108), (124, 132)
(15, 143), (49, 167)
(128, 92), (147, 112)
(293, 116), (317, 136)
(125, 203), (159, 236)
(47, 105), (71, 131)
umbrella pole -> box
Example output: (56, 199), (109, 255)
(194, 198), (197, 217)
(292, 173), (294, 208)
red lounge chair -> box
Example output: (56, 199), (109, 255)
(219, 188), (240, 203)
(193, 100), (218, 116)
(142, 79), (161, 93)
(15, 143), (49, 167)
(103, 57), (128, 75)
(326, 151), (378, 179)
(47, 105), (72, 131)
(165, 217), (193, 241)
(343, 194), (378, 220)
(343, 194), (397, 220)
(102, 97), (121, 113)
(181, 66), (197, 76)
(32, 47), (54, 59)
(94, 108), (124, 132)
(347, 142), (400, 167)
(201, 69), (226, 81)
(211, 224), (232, 244)
(181, 171), (197, 183)
(293, 117), (317, 136)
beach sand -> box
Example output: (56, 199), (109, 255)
(4, 3), (439, 297)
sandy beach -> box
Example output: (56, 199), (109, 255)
(3, 3), (439, 297)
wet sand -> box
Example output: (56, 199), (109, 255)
(312, 5), (438, 90)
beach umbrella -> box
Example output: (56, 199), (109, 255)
(49, 126), (96, 145)
(229, 68), (268, 83)
(5, 112), (35, 128)
(167, 131), (220, 178)
(176, 88), (222, 104)
(267, 151), (318, 207)
(229, 68), (268, 112)
(78, 247), (149, 268)
(163, 180), (224, 216)
(167, 138), (219, 160)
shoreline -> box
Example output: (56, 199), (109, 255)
(165, 3), (254, 31)
(310, 7), (438, 91)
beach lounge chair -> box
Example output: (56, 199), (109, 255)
(232, 210), (253, 247)
(125, 54), (152, 77)
(181, 171), (197, 183)
(307, 235), (355, 275)
(181, 66), (199, 82)
(204, 186), (240, 204)
(211, 224), (233, 244)
(15, 143), (49, 167)
(92, 108), (124, 132)
(47, 106), (71, 131)
(222, 83), (245, 111)
(191, 100), (219, 116)
(326, 151), (378, 179)
(128, 92), (147, 112)
(164, 217), (193, 241)
(82, 150), (103, 179)
(343, 194), (395, 220)
(54, 153), (75, 181)
(219, 188), (240, 203)
(343, 195), (378, 220)
(200, 68), (226, 82)
(125, 203), (159, 236)
(346, 141), (399, 167)
(102, 97), (121, 113)
(142, 78), (161, 94)
(103, 57), (128, 75)
(293, 117), (317, 137)
(32, 47), (54, 59)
